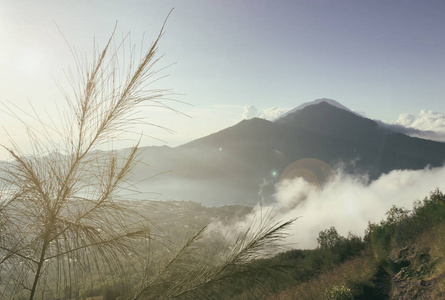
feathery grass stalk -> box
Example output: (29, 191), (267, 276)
(0, 12), (174, 300)
(130, 208), (296, 300)
(0, 10), (296, 300)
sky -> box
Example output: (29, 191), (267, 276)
(1, 0), (445, 157)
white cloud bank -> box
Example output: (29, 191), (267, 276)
(384, 110), (445, 142)
(225, 165), (445, 250)
(395, 110), (445, 131)
(242, 104), (288, 121)
(274, 166), (445, 248)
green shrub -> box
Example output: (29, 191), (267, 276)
(365, 189), (445, 273)
(325, 284), (353, 300)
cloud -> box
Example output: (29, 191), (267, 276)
(395, 113), (417, 127)
(401, 110), (445, 131)
(242, 104), (259, 120)
(218, 165), (445, 250)
(242, 105), (288, 121)
(259, 107), (288, 120)
(383, 110), (445, 142)
(274, 177), (318, 209)
(273, 166), (445, 249)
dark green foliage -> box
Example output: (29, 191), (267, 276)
(317, 227), (366, 263)
(411, 189), (445, 230)
(318, 226), (344, 249)
(365, 189), (445, 272)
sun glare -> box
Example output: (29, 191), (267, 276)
(17, 48), (45, 77)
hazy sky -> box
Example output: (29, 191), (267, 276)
(1, 0), (445, 153)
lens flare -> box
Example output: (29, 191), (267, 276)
(279, 158), (335, 188)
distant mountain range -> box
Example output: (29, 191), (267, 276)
(137, 99), (445, 205)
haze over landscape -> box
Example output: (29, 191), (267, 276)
(132, 99), (445, 247)
(1, 1), (445, 299)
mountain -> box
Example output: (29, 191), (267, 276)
(137, 100), (445, 205)
(273, 98), (358, 121)
(276, 101), (445, 173)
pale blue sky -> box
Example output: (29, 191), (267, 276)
(1, 0), (445, 152)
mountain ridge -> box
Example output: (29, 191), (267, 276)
(135, 100), (445, 205)
(273, 98), (359, 121)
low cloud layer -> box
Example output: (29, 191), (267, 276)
(395, 110), (445, 131)
(242, 104), (288, 121)
(384, 110), (445, 142)
(224, 165), (445, 250)
(276, 166), (445, 248)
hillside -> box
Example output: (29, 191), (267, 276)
(190, 190), (445, 299)
(123, 190), (445, 299)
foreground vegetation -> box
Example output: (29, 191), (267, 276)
(254, 189), (445, 300)
(24, 188), (441, 300)
(0, 17), (295, 299)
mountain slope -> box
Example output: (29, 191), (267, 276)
(138, 100), (445, 205)
(180, 101), (445, 179)
(274, 98), (357, 121)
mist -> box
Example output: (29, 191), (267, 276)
(225, 165), (445, 249)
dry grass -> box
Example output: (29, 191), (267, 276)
(411, 223), (445, 299)
(268, 250), (378, 300)
(0, 14), (175, 298)
(425, 224), (445, 277)
(0, 13), (296, 299)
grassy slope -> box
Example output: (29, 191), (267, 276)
(261, 190), (445, 300)
(135, 192), (444, 300)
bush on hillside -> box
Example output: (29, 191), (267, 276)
(365, 189), (445, 272)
